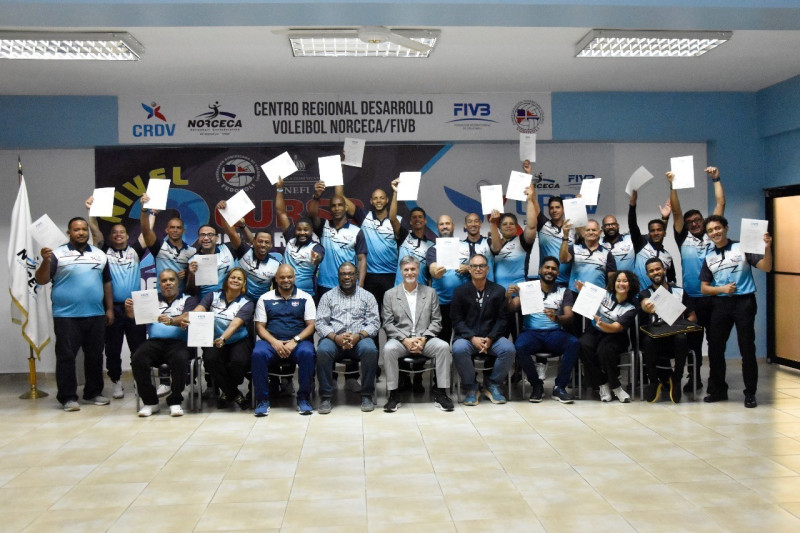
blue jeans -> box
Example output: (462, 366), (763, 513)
(252, 339), (315, 402)
(316, 337), (378, 399)
(515, 329), (579, 389)
(452, 337), (515, 392)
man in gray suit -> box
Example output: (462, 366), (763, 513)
(382, 255), (455, 412)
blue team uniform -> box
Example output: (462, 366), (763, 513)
(192, 243), (237, 299)
(395, 227), (434, 286)
(234, 242), (281, 302)
(566, 243), (616, 293)
(283, 225), (326, 296)
(353, 207), (400, 275)
(537, 212), (574, 284)
(149, 237), (196, 293)
(491, 233), (535, 288)
(100, 241), (145, 303)
(49, 243), (111, 317)
(198, 291), (254, 345)
(314, 219), (367, 290)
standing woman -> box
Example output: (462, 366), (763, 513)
(579, 270), (640, 403)
(189, 267), (254, 409)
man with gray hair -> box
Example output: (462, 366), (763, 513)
(382, 256), (454, 412)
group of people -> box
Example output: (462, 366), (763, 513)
(36, 161), (772, 416)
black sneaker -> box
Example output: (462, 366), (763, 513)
(703, 391), (728, 403)
(646, 383), (662, 403)
(551, 386), (573, 404)
(433, 389), (454, 411)
(529, 381), (544, 403)
(744, 393), (757, 408)
(683, 375), (703, 393)
(669, 375), (682, 404)
(234, 394), (249, 411)
(216, 393), (229, 409)
(383, 392), (401, 413)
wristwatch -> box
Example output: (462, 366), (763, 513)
(293, 335), (301, 343)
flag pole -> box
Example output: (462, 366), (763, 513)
(17, 157), (49, 400)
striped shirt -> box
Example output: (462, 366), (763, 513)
(315, 286), (380, 339)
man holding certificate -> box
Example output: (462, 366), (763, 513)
(427, 215), (470, 343)
(127, 269), (198, 417)
(638, 258), (697, 404)
(140, 193), (196, 293)
(508, 257), (579, 404)
(389, 179), (434, 286)
(186, 223), (238, 299)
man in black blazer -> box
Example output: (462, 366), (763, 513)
(451, 254), (515, 406)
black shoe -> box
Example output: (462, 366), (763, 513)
(433, 389), (454, 412)
(529, 381), (544, 403)
(744, 393), (757, 408)
(234, 394), (249, 411)
(703, 392), (728, 403)
(216, 393), (229, 409)
(646, 383), (662, 403)
(551, 386), (574, 404)
(384, 391), (401, 412)
(669, 375), (682, 404)
(683, 378), (703, 393)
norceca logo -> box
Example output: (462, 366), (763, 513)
(187, 101), (243, 136)
(134, 102), (176, 137)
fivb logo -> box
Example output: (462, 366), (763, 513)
(453, 103), (490, 117)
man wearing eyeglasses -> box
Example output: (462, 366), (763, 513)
(451, 254), (515, 406)
(668, 166), (726, 395)
(186, 224), (238, 299)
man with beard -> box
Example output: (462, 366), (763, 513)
(389, 178), (434, 286)
(668, 166), (726, 394)
(638, 258), (697, 403)
(140, 194), (196, 294)
(600, 214), (635, 273)
(628, 189), (675, 289)
(508, 257), (579, 403)
(185, 222), (238, 299)
(463, 212), (495, 282)
(427, 214), (469, 343)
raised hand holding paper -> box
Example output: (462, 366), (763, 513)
(506, 171), (532, 202)
(30, 214), (67, 250)
(343, 137), (365, 167)
(480, 185), (504, 215)
(89, 187), (115, 218)
(520, 133), (536, 162)
(740, 218), (769, 255)
(579, 178), (602, 206)
(143, 179), (170, 210)
(625, 166), (654, 196)
(397, 172), (422, 201)
(563, 197), (588, 227)
(219, 189), (255, 227)
(318, 155), (344, 187)
(261, 152), (298, 185)
(670, 156), (695, 190)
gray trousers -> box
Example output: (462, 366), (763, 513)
(383, 338), (452, 390)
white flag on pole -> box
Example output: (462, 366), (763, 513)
(8, 174), (51, 357)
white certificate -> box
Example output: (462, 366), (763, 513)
(518, 280), (545, 316)
(89, 187), (115, 218)
(563, 197), (588, 228)
(650, 285), (687, 326)
(187, 312), (215, 347)
(506, 170), (532, 202)
(519, 133), (537, 162)
(436, 237), (461, 270)
(740, 218), (769, 255)
(397, 172), (422, 201)
(579, 178), (602, 206)
(261, 151), (298, 185)
(131, 289), (160, 325)
(30, 214), (66, 250)
(572, 282), (606, 319)
(219, 189), (255, 227)
(670, 155), (695, 190)
(625, 165), (654, 196)
(480, 184), (504, 215)
(192, 254), (219, 286)
(318, 155), (344, 187)
(143, 179), (170, 210)
(343, 137), (365, 167)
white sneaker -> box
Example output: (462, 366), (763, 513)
(345, 378), (361, 393)
(112, 380), (124, 399)
(88, 395), (110, 406)
(169, 405), (184, 417)
(613, 386), (631, 403)
(138, 404), (160, 417)
(599, 384), (612, 402)
(535, 362), (548, 381)
(63, 400), (80, 412)
(156, 384), (171, 398)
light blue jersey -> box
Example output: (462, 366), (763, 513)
(567, 243), (616, 292)
(491, 234), (535, 289)
(522, 285), (574, 331)
(601, 234), (635, 273)
(100, 241), (145, 303)
(149, 237), (196, 293)
(284, 225), (325, 296)
(235, 243), (281, 302)
(198, 291), (254, 344)
(148, 294), (196, 340)
(675, 226), (715, 298)
(193, 243), (237, 299)
(426, 243), (469, 305)
(700, 240), (762, 296)
(354, 207), (400, 275)
(49, 244), (110, 318)
(463, 235), (494, 282)
(537, 212), (574, 284)
(315, 219), (367, 290)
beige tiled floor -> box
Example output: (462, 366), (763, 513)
(2, 359), (800, 532)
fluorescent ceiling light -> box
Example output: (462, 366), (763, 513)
(288, 28), (439, 58)
(0, 31), (143, 60)
(576, 30), (731, 58)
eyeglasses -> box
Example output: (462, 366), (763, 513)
(469, 264), (488, 269)
(686, 217), (703, 225)
(198, 232), (217, 238)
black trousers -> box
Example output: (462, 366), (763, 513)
(104, 302), (147, 382)
(131, 338), (190, 406)
(53, 316), (106, 404)
(437, 304), (452, 344)
(580, 328), (630, 390)
(203, 338), (253, 400)
(686, 295), (713, 375)
(363, 272), (396, 321)
(641, 333), (688, 384)
(707, 294), (758, 396)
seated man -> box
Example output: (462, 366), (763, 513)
(315, 262), (380, 414)
(127, 269), (197, 417)
(383, 256), (454, 412)
(451, 254), (515, 405)
(252, 265), (317, 417)
(509, 256), (579, 404)
(639, 257), (697, 404)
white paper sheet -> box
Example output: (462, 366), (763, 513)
(563, 197), (588, 228)
(397, 172), (422, 201)
(436, 238), (461, 270)
(572, 282), (606, 319)
(342, 137), (365, 167)
(518, 280), (545, 316)
(480, 185), (504, 215)
(625, 165), (654, 196)
(187, 312), (215, 347)
(670, 155), (695, 190)
(261, 152), (298, 185)
(506, 171), (532, 202)
(579, 178), (602, 206)
(650, 285), (687, 326)
(89, 187), (115, 218)
(192, 254), (219, 286)
(219, 189), (256, 227)
(30, 214), (66, 250)
(519, 133), (537, 162)
(143, 179), (170, 210)
(131, 289), (160, 325)
(740, 218), (769, 255)
(318, 155), (344, 187)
